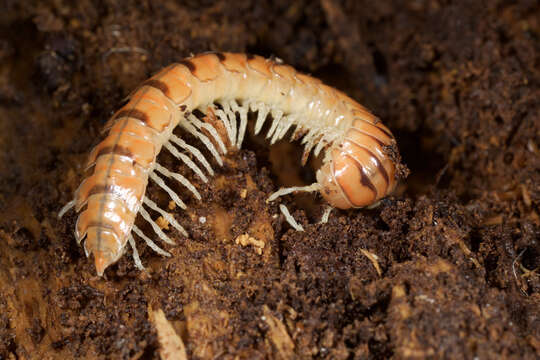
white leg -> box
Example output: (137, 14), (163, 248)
(219, 101), (237, 147)
(299, 129), (322, 165)
(279, 204), (304, 231)
(188, 113), (227, 154)
(271, 115), (295, 145)
(143, 196), (188, 236)
(266, 109), (283, 140)
(154, 163), (201, 200)
(225, 101), (238, 147)
(318, 206), (333, 224)
(169, 134), (214, 177)
(301, 138), (319, 165)
(163, 142), (208, 183)
(139, 206), (176, 245)
(300, 128), (316, 145)
(179, 117), (223, 166)
(149, 172), (186, 210)
(58, 199), (76, 219)
(313, 133), (328, 157)
(290, 126), (304, 142)
(128, 234), (145, 271)
(214, 106), (234, 147)
(132, 225), (171, 257)
(267, 183), (321, 203)
(254, 102), (270, 135)
(231, 100), (249, 148)
(366, 200), (382, 209)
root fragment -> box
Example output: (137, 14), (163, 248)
(262, 305), (295, 359)
(149, 307), (187, 360)
(359, 248), (382, 276)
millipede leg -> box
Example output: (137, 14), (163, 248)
(149, 172), (187, 210)
(271, 115), (295, 145)
(318, 206), (333, 224)
(267, 109), (284, 140)
(213, 107), (234, 147)
(169, 134), (214, 177)
(188, 113), (228, 154)
(58, 199), (76, 219)
(128, 234), (145, 271)
(279, 204), (304, 232)
(219, 101), (237, 147)
(267, 183), (321, 203)
(139, 206), (176, 245)
(132, 225), (171, 257)
(180, 118), (223, 165)
(231, 100), (249, 148)
(300, 130), (322, 165)
(366, 200), (382, 209)
(143, 196), (188, 236)
(253, 102), (270, 135)
(163, 142), (208, 183)
(300, 128), (316, 145)
(313, 134), (328, 157)
(154, 163), (201, 200)
(268, 183), (323, 231)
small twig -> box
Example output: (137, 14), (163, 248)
(512, 248), (529, 296)
(359, 248), (382, 276)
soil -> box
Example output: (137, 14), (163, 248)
(0, 0), (539, 359)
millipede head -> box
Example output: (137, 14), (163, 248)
(316, 143), (400, 209)
(316, 161), (355, 209)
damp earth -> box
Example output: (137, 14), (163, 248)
(0, 0), (538, 359)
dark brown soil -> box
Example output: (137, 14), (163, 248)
(0, 0), (539, 359)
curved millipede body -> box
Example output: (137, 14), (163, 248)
(59, 52), (406, 276)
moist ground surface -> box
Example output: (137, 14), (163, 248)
(0, 0), (538, 359)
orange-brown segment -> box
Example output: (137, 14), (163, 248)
(272, 63), (297, 80)
(91, 154), (138, 177)
(125, 86), (174, 132)
(331, 148), (377, 207)
(346, 131), (396, 191)
(150, 66), (192, 103)
(76, 196), (133, 244)
(108, 118), (157, 142)
(340, 140), (388, 198)
(189, 54), (222, 82)
(219, 53), (248, 73)
(247, 55), (273, 77)
(75, 172), (146, 212)
(87, 132), (155, 167)
(295, 73), (322, 85)
(351, 119), (393, 145)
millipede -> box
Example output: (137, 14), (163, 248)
(59, 52), (406, 276)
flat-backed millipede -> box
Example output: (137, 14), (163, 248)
(59, 52), (406, 276)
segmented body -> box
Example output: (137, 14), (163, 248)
(60, 52), (404, 276)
